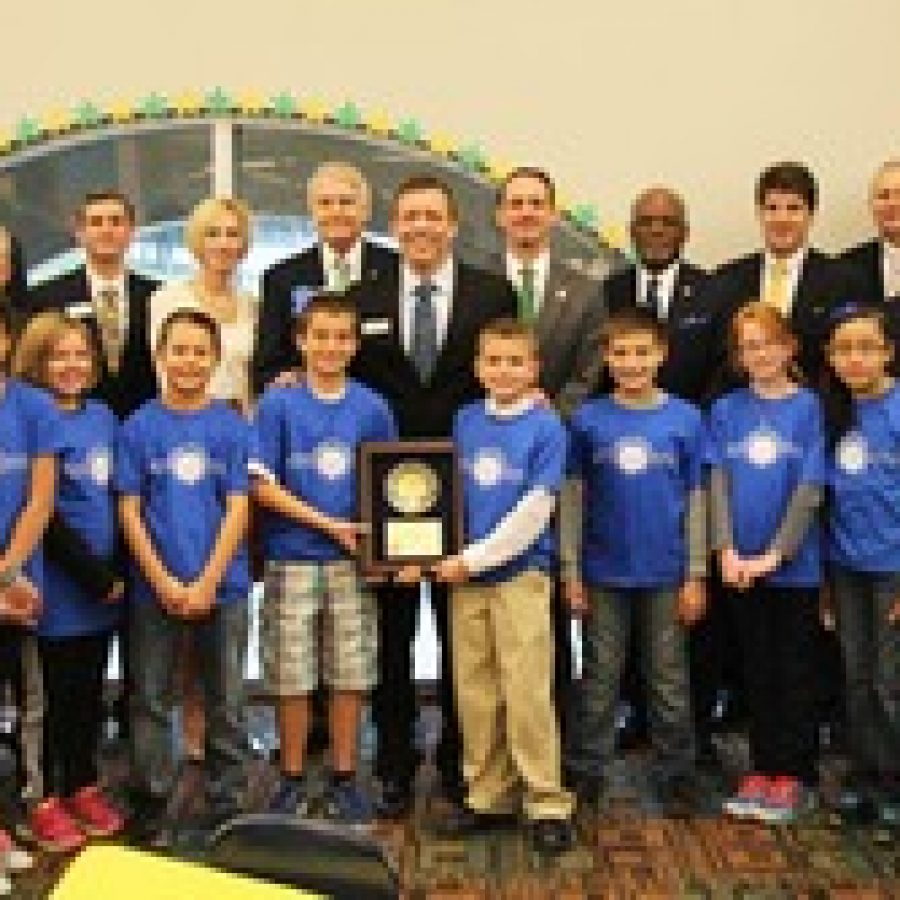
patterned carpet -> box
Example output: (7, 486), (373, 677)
(6, 715), (900, 898)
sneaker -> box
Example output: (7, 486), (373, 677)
(653, 771), (701, 817)
(0, 872), (10, 897)
(529, 817), (575, 854)
(0, 828), (33, 872)
(323, 779), (375, 825)
(757, 775), (814, 824)
(268, 777), (313, 817)
(723, 773), (770, 820)
(28, 798), (87, 853)
(66, 785), (125, 838)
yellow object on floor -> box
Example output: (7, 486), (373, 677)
(50, 845), (322, 898)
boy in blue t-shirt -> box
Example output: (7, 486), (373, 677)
(251, 294), (396, 824)
(563, 310), (707, 813)
(426, 318), (574, 854)
(116, 308), (251, 840)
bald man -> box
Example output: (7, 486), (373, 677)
(602, 187), (719, 403)
(839, 160), (900, 368)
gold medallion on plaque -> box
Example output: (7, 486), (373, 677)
(384, 460), (440, 515)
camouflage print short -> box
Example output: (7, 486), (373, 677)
(261, 559), (377, 696)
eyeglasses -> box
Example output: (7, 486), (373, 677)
(828, 340), (888, 357)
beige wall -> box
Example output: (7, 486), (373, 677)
(1, 0), (898, 267)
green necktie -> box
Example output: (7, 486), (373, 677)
(518, 264), (536, 323)
(333, 258), (351, 292)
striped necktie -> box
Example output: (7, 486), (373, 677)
(518, 264), (536, 323)
(766, 259), (790, 314)
(95, 287), (123, 373)
(411, 282), (438, 382)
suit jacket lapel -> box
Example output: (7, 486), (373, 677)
(536, 260), (569, 337)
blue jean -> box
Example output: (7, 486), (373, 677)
(832, 567), (900, 781)
(567, 585), (694, 780)
(130, 599), (249, 810)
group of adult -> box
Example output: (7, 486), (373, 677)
(3, 155), (899, 813)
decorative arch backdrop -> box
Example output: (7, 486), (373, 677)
(0, 0), (898, 268)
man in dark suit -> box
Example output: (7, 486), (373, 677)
(710, 161), (849, 752)
(348, 175), (517, 816)
(493, 166), (606, 749)
(253, 162), (397, 392)
(839, 159), (900, 366)
(27, 191), (158, 419)
(601, 187), (725, 767)
(709, 162), (850, 384)
(604, 186), (717, 403)
(25, 190), (158, 747)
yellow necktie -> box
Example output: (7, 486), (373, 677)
(766, 259), (789, 314)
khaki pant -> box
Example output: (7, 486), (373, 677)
(451, 569), (573, 821)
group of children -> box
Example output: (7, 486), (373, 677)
(0, 282), (899, 884)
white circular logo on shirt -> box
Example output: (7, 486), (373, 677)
(746, 428), (780, 468)
(169, 445), (209, 485)
(837, 432), (868, 474)
(314, 441), (351, 480)
(472, 450), (505, 488)
(87, 447), (112, 486)
(614, 437), (651, 475)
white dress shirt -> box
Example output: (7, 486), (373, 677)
(883, 241), (900, 298)
(505, 249), (551, 314)
(638, 261), (680, 320)
(761, 247), (807, 312)
(148, 281), (258, 410)
(400, 256), (455, 356)
(322, 239), (363, 290)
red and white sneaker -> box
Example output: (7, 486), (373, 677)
(0, 827), (33, 872)
(28, 798), (86, 853)
(66, 785), (125, 838)
(723, 773), (770, 820)
(757, 775), (815, 824)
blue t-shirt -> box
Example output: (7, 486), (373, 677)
(705, 387), (824, 587)
(115, 399), (250, 606)
(569, 394), (704, 589)
(251, 380), (397, 562)
(454, 401), (567, 585)
(40, 401), (120, 638)
(828, 383), (900, 572)
(0, 379), (64, 590)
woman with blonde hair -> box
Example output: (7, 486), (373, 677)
(148, 197), (257, 413)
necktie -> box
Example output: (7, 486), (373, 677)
(646, 276), (661, 319)
(333, 258), (351, 292)
(766, 259), (790, 314)
(518, 265), (536, 323)
(411, 282), (438, 382)
(95, 287), (122, 373)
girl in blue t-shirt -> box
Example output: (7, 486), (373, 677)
(821, 304), (900, 825)
(0, 305), (62, 885)
(12, 312), (125, 853)
(707, 302), (824, 824)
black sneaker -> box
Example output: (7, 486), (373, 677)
(653, 771), (700, 817)
(529, 817), (575, 854)
(571, 773), (605, 809)
(375, 779), (413, 820)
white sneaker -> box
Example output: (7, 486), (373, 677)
(0, 872), (11, 897)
